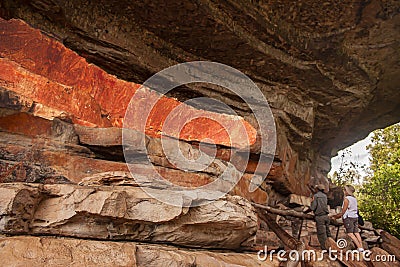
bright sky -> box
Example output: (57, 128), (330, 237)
(329, 133), (374, 176)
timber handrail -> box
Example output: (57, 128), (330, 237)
(251, 202), (378, 234)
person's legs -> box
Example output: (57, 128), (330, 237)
(315, 216), (328, 250)
(291, 217), (301, 238)
(344, 217), (363, 249)
(353, 220), (364, 250)
(347, 233), (362, 248)
(325, 216), (332, 238)
(355, 233), (363, 249)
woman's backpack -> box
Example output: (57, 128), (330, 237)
(357, 211), (365, 226)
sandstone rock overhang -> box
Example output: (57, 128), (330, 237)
(1, 2), (400, 261)
(1, 0), (399, 158)
(0, 18), (257, 149)
(0, 18), (304, 195)
(0, 1), (399, 195)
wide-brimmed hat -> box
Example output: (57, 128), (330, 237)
(344, 185), (355, 196)
(315, 184), (325, 192)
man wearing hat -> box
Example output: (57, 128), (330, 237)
(310, 184), (331, 250)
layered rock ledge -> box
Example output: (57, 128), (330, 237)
(0, 182), (257, 249)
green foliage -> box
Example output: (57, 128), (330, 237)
(359, 123), (400, 238)
(330, 148), (365, 186)
(367, 124), (400, 169)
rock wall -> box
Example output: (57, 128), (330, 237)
(1, 0), (399, 184)
(0, 18), (298, 200)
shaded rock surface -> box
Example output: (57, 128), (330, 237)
(1, 114), (398, 264)
(0, 15), (356, 197)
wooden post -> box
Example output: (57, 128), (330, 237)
(335, 226), (340, 241)
(297, 219), (303, 240)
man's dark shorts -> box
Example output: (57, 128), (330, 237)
(343, 217), (359, 233)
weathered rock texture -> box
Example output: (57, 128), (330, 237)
(0, 116), (271, 203)
(380, 231), (400, 261)
(0, 17), (256, 148)
(0, 182), (257, 249)
(0, 236), (280, 267)
(0, 17), (298, 196)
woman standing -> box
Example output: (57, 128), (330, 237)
(332, 185), (364, 252)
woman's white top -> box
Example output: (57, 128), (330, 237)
(343, 196), (358, 218)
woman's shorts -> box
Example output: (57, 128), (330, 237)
(343, 217), (359, 233)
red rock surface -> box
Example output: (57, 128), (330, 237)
(0, 125), (269, 203)
(0, 18), (256, 148)
(0, 112), (52, 137)
(0, 132), (213, 187)
(0, 57), (109, 127)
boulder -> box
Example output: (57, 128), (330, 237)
(368, 247), (399, 267)
(0, 183), (257, 250)
(364, 236), (381, 244)
(325, 237), (368, 267)
(380, 231), (400, 261)
(363, 221), (373, 229)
